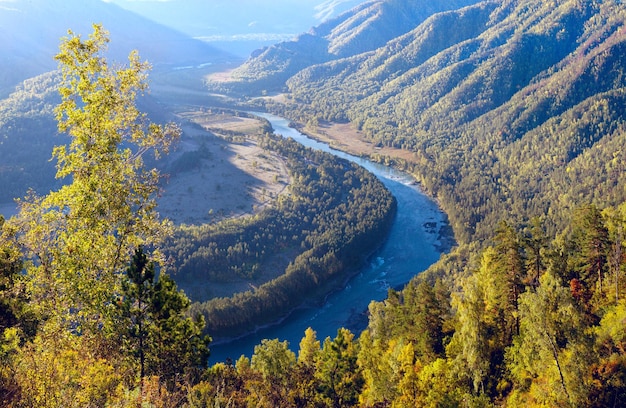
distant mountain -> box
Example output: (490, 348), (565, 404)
(274, 0), (626, 242)
(0, 0), (233, 95)
(0, 0), (214, 202)
(105, 0), (368, 57)
(215, 0), (481, 93)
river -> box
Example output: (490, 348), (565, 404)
(208, 112), (452, 363)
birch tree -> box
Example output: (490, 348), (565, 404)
(10, 24), (180, 337)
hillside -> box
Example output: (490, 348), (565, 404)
(190, 1), (626, 405)
(0, 0), (233, 96)
(106, 0), (367, 57)
(0, 70), (184, 207)
(257, 0), (626, 245)
(0, 72), (63, 205)
(0, 0), (238, 206)
(2, 0), (626, 405)
(210, 0), (481, 93)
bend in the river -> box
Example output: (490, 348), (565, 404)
(209, 112), (453, 363)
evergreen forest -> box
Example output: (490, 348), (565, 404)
(1, 0), (626, 407)
(167, 133), (396, 338)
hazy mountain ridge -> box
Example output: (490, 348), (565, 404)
(106, 0), (368, 57)
(107, 0), (366, 38)
(0, 0), (232, 95)
(222, 0), (481, 93)
(0, 0), (236, 200)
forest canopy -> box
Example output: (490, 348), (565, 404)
(169, 132), (396, 338)
(2, 0), (626, 405)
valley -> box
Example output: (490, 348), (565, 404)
(2, 0), (626, 406)
(207, 112), (450, 361)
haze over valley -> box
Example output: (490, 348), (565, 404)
(105, 0), (367, 57)
(1, 1), (626, 406)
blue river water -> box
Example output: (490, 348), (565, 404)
(208, 112), (451, 363)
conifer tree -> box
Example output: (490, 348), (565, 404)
(571, 205), (610, 299)
(144, 270), (210, 385)
(523, 216), (549, 286)
(315, 328), (363, 407)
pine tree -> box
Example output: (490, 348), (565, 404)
(571, 205), (609, 300)
(117, 247), (211, 388)
(117, 247), (156, 381)
(493, 220), (525, 339)
(523, 216), (549, 286)
(315, 328), (363, 408)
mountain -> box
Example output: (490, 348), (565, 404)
(215, 0), (481, 93)
(0, 0), (233, 95)
(2, 1), (626, 404)
(0, 0), (235, 203)
(105, 0), (368, 57)
(257, 0), (626, 243)
(0, 72), (62, 206)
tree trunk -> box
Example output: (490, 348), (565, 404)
(546, 332), (571, 405)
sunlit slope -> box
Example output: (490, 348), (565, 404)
(220, 0), (481, 92)
(282, 0), (626, 241)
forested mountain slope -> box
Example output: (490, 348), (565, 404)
(220, 0), (481, 93)
(0, 71), (171, 203)
(0, 73), (62, 202)
(2, 1), (626, 405)
(271, 0), (626, 243)
(193, 2), (626, 405)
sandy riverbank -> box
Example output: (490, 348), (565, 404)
(0, 111), (290, 229)
(156, 109), (290, 225)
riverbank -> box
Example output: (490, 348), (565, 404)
(157, 109), (290, 226)
(290, 119), (416, 163)
(273, 111), (456, 254)
(271, 111), (456, 255)
(208, 206), (397, 345)
(208, 112), (450, 362)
